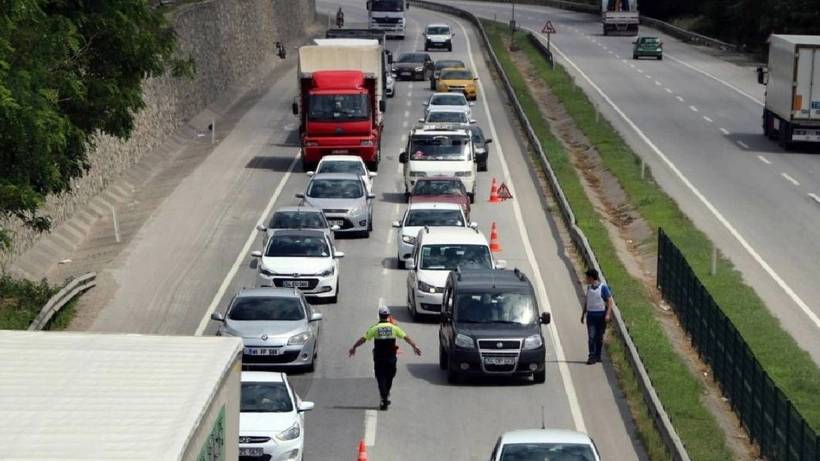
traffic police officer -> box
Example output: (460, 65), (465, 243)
(580, 268), (613, 364)
(348, 306), (421, 410)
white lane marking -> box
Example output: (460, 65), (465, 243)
(540, 31), (820, 330)
(408, 91), (413, 98)
(403, 110), (410, 118)
(665, 88), (672, 93)
(195, 151), (300, 335)
(689, 105), (699, 112)
(809, 193), (820, 204)
(402, 120), (408, 128)
(781, 172), (800, 186)
(703, 116), (713, 123)
(636, 68), (644, 73)
(396, 161), (403, 174)
(666, 54), (764, 106)
(406, 100), (412, 106)
(608, 50), (613, 55)
(614, 54), (620, 59)
(629, 63), (635, 68)
(401, 134), (408, 143)
(456, 18), (587, 433)
(364, 410), (378, 446)
(736, 140), (749, 149)
(655, 81), (662, 86)
(386, 228), (395, 245)
(720, 127), (730, 135)
(676, 96), (685, 102)
(378, 297), (384, 308)
(409, 82), (415, 90)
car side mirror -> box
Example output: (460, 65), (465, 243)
(392, 220), (401, 228)
(310, 312), (324, 322)
(291, 98), (299, 115)
(306, 171), (314, 177)
(495, 259), (507, 269)
(256, 224), (267, 232)
(369, 172), (378, 178)
(469, 102), (475, 107)
(418, 118), (425, 123)
(422, 102), (429, 106)
(473, 77), (479, 81)
(251, 251), (262, 258)
(295, 193), (305, 199)
(298, 401), (315, 412)
(540, 312), (552, 325)
(330, 224), (341, 231)
(367, 193), (376, 199)
(406, 260), (416, 270)
(379, 99), (386, 112)
(211, 312), (225, 322)
(470, 119), (477, 124)
(485, 138), (493, 144)
(399, 152), (408, 163)
(335, 251), (345, 258)
(469, 222), (478, 229)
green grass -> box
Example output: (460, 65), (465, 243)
(482, 20), (734, 460)
(501, 22), (820, 432)
(0, 275), (78, 331)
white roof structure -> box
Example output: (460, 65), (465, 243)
(0, 330), (243, 460)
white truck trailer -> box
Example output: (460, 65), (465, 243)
(366, 0), (409, 39)
(601, 0), (639, 36)
(0, 330), (243, 460)
(759, 35), (820, 148)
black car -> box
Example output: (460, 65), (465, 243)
(430, 59), (465, 90)
(467, 125), (492, 172)
(392, 52), (434, 81)
(439, 268), (551, 384)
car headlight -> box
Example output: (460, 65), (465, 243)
(276, 421), (301, 441)
(417, 280), (439, 294)
(259, 266), (277, 277)
(455, 171), (472, 177)
(414, 66), (423, 71)
(523, 334), (544, 350)
(455, 333), (475, 349)
(409, 171), (426, 177)
(319, 266), (335, 277)
(288, 331), (312, 345)
(401, 234), (416, 244)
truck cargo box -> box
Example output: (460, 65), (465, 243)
(767, 35), (820, 122)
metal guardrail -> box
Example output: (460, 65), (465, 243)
(28, 272), (96, 331)
(410, 1), (691, 459)
(658, 230), (819, 461)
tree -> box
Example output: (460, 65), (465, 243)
(0, 0), (190, 249)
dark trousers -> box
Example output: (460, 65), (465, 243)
(586, 312), (607, 360)
(374, 359), (397, 401)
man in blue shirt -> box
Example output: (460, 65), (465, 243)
(581, 268), (613, 364)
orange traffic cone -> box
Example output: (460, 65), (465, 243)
(357, 440), (368, 461)
(489, 222), (502, 253)
(488, 177), (500, 203)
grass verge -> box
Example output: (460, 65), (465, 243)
(482, 19), (734, 460)
(508, 22), (820, 431)
(0, 275), (77, 330)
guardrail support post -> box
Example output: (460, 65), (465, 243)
(211, 118), (215, 145)
(640, 158), (646, 180)
(111, 205), (120, 243)
(710, 244), (717, 275)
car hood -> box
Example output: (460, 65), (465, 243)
(226, 319), (306, 342)
(440, 79), (475, 87)
(303, 196), (364, 212)
(417, 269), (450, 288)
(408, 160), (471, 174)
(241, 411), (297, 433)
(260, 256), (334, 275)
(426, 105), (470, 115)
(455, 324), (539, 338)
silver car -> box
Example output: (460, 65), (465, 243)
(258, 205), (339, 240)
(212, 287), (323, 371)
(297, 172), (375, 238)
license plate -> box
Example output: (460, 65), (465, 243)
(245, 347), (282, 356)
(329, 220), (344, 227)
(239, 447), (264, 456)
(484, 357), (515, 365)
(331, 149), (348, 154)
(283, 280), (309, 288)
(401, 71), (411, 75)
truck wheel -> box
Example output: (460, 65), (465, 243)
(468, 192), (475, 204)
(447, 43), (452, 52)
(658, 55), (663, 60)
(533, 369), (546, 384)
(447, 362), (461, 384)
(439, 345), (447, 370)
(779, 121), (793, 150)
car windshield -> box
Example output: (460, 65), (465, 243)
(405, 209), (465, 227)
(318, 161), (366, 175)
(431, 94), (467, 106)
(470, 127), (485, 144)
(441, 69), (473, 80)
(499, 442), (597, 460)
(371, 0), (404, 12)
(427, 111), (468, 124)
(308, 94), (369, 122)
(307, 178), (363, 198)
(427, 26), (450, 35)
(265, 235), (330, 257)
(420, 244), (492, 270)
(413, 180), (463, 196)
(455, 292), (536, 324)
(228, 296), (305, 321)
(398, 53), (425, 63)
(409, 136), (469, 161)
(436, 61), (464, 70)
(241, 382), (294, 413)
(271, 211), (326, 229)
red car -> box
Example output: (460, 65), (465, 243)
(408, 176), (471, 219)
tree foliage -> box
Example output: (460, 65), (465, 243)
(0, 0), (187, 249)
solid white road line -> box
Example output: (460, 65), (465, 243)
(539, 30), (820, 330)
(676, 96), (685, 102)
(720, 128), (730, 135)
(455, 18), (588, 433)
(809, 193), (820, 205)
(703, 116), (713, 123)
(195, 151), (300, 335)
(736, 140), (749, 149)
(781, 172), (800, 186)
(689, 105), (699, 112)
(364, 409), (378, 446)
(757, 155), (771, 165)
(666, 54), (764, 106)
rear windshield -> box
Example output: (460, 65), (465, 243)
(307, 178), (363, 198)
(431, 94), (467, 106)
(405, 209), (465, 227)
(265, 235), (329, 257)
(441, 69), (473, 80)
(229, 296), (305, 321)
(420, 244), (492, 270)
(413, 180), (464, 196)
(435, 61), (464, 70)
(241, 382), (293, 413)
(499, 442), (597, 460)
(427, 111), (468, 124)
(271, 211), (326, 229)
(317, 160), (366, 175)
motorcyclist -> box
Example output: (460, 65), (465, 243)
(336, 7), (344, 28)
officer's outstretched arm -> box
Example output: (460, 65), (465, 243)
(348, 337), (367, 357)
(403, 336), (422, 356)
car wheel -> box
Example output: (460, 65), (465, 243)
(533, 369), (546, 384)
(305, 358), (316, 373)
(397, 255), (405, 269)
(447, 44), (452, 52)
(632, 54), (638, 60)
(329, 281), (339, 303)
(447, 361), (461, 384)
(479, 161), (487, 172)
(658, 55), (663, 60)
(439, 345), (447, 370)
(468, 192), (475, 204)
(410, 298), (419, 321)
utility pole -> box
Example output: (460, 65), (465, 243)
(509, 0), (517, 50)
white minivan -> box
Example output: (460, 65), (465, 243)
(399, 126), (477, 202)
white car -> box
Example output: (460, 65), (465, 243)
(419, 106), (476, 126)
(423, 92), (474, 119)
(490, 429), (602, 461)
(399, 126), (477, 201)
(240, 371), (314, 461)
(253, 229), (344, 303)
(424, 23), (454, 51)
(406, 227), (505, 319)
(310, 155), (377, 194)
(392, 202), (473, 269)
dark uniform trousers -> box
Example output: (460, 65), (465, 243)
(586, 311), (607, 360)
(374, 358), (397, 401)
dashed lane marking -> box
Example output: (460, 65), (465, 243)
(737, 140), (750, 149)
(364, 410), (378, 446)
(781, 172), (800, 186)
(720, 128), (730, 135)
(809, 193), (820, 205)
(757, 155), (771, 164)
(703, 116), (713, 123)
(689, 105), (699, 112)
(665, 88), (672, 93)
(676, 96), (685, 102)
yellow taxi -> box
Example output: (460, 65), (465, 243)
(435, 67), (478, 100)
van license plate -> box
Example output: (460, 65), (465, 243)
(484, 357), (515, 365)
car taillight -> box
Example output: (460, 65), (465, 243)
(304, 141), (319, 147)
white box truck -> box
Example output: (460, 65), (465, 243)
(602, 0), (639, 36)
(366, 0), (409, 39)
(0, 330), (243, 461)
(759, 35), (820, 148)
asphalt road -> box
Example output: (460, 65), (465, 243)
(83, 1), (647, 459)
(440, 0), (820, 364)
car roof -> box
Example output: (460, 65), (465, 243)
(451, 268), (532, 290)
(268, 228), (327, 238)
(426, 23), (450, 28)
(499, 429), (594, 445)
(419, 226), (487, 245)
(274, 205), (322, 213)
(309, 172), (363, 180)
(411, 126), (470, 136)
(241, 371), (286, 383)
(430, 92), (467, 100)
(318, 155), (364, 163)
(234, 287), (301, 299)
(408, 202), (463, 211)
(427, 106), (469, 113)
